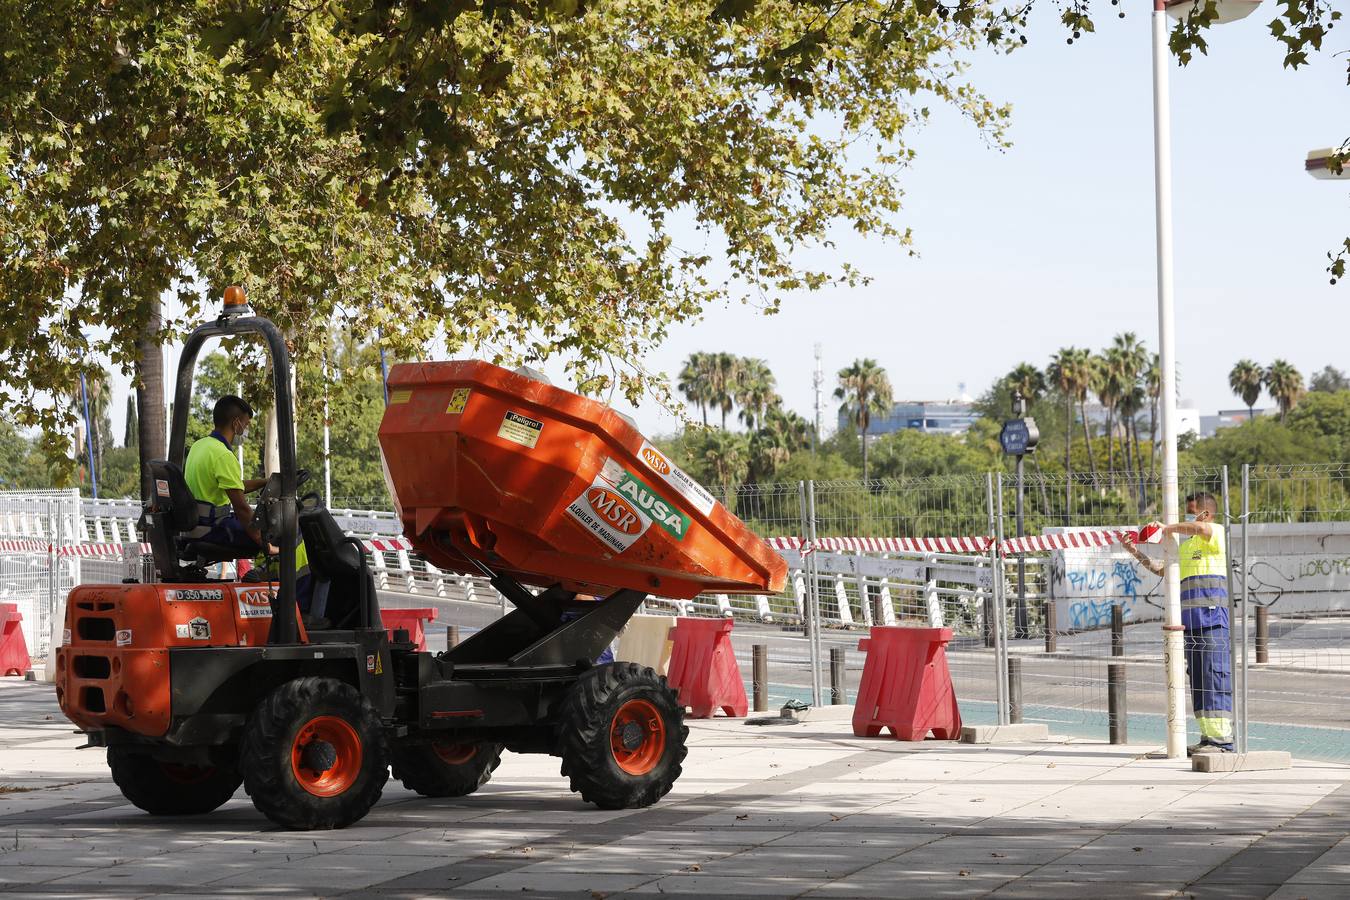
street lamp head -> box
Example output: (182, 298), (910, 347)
(1305, 147), (1348, 181)
(1163, 0), (1262, 25)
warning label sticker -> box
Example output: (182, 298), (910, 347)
(638, 440), (716, 516)
(445, 388), (471, 415)
(565, 476), (652, 554)
(498, 410), (543, 448)
(389, 389), (413, 405)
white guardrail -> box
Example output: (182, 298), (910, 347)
(0, 496), (1033, 634)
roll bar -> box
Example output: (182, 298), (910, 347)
(166, 310), (299, 645)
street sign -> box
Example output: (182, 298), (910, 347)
(1000, 417), (1039, 456)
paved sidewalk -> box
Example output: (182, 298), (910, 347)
(1, 679), (1347, 899)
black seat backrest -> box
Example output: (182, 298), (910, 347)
(148, 460), (200, 531)
(299, 505), (376, 628)
(145, 460), (202, 581)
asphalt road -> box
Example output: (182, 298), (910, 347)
(381, 589), (1350, 733)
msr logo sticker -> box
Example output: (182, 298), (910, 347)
(565, 478), (651, 554)
(638, 440), (716, 516)
(236, 587), (273, 619)
(115, 629), (132, 647)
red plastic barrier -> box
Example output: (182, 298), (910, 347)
(0, 603), (31, 677)
(380, 607), (439, 652)
(666, 617), (748, 718)
(853, 626), (961, 741)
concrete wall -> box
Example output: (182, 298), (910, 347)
(1047, 522), (1350, 633)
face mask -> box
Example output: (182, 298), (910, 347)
(232, 422), (248, 449)
(1184, 513), (1197, 523)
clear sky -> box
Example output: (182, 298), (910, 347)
(104, 5), (1345, 445)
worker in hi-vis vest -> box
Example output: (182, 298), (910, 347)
(1123, 491), (1234, 754)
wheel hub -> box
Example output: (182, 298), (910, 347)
(300, 739), (338, 774)
(618, 721), (644, 752)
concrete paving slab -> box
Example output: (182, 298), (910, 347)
(1193, 750), (1295, 772)
(2, 677), (1347, 899)
(959, 723), (1050, 744)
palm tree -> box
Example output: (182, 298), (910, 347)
(1007, 363), (1046, 406)
(834, 359), (893, 482)
(1229, 359), (1263, 422)
(748, 408), (809, 482)
(1093, 350), (1121, 472)
(701, 429), (749, 500)
(1265, 360), (1304, 422)
(1048, 348), (1091, 519)
(708, 352), (740, 429)
(677, 352), (713, 426)
(734, 358), (780, 430)
(1145, 353), (1161, 476)
(1111, 332), (1148, 487)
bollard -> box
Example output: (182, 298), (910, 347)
(1044, 600), (1057, 653)
(1111, 604), (1124, 658)
(752, 644), (768, 712)
(1108, 662), (1127, 744)
(446, 624), (460, 649)
(1008, 656), (1023, 724)
(829, 647), (846, 705)
(1256, 605), (1269, 664)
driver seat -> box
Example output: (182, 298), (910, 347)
(298, 502), (379, 630)
(144, 460), (243, 582)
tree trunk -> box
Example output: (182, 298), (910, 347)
(701, 403), (708, 427)
(134, 299), (166, 504)
(1063, 395), (1073, 525)
(860, 424), (868, 482)
(1080, 401), (1097, 474)
(1105, 405), (1115, 473)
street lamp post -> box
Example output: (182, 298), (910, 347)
(1152, 0), (1262, 759)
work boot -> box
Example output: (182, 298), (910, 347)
(1186, 742), (1208, 757)
(1192, 743), (1233, 755)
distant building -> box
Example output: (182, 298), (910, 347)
(838, 400), (979, 437)
(1200, 408), (1270, 438)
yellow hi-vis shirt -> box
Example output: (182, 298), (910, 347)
(1179, 524), (1228, 630)
(185, 433), (244, 509)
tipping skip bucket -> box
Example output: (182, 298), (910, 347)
(378, 361), (787, 600)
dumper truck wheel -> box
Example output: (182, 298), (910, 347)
(240, 677), (389, 830)
(108, 747), (242, 816)
(391, 741), (504, 798)
(556, 662), (687, 810)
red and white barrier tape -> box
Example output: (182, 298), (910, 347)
(0, 538), (48, 554)
(770, 529), (1139, 558)
(998, 529), (1138, 555)
(363, 537), (412, 552)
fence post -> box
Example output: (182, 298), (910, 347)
(987, 472), (1010, 726)
(752, 644), (768, 712)
(803, 480), (823, 707)
(446, 624), (460, 649)
(1240, 463), (1251, 754)
(1255, 605), (1269, 664)
(1008, 656), (1023, 724)
(1111, 603), (1124, 657)
(829, 647), (846, 705)
(1044, 600), (1057, 653)
(1108, 662), (1127, 744)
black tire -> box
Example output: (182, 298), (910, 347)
(391, 741), (504, 798)
(107, 747), (242, 816)
(240, 677), (389, 830)
(556, 662), (687, 810)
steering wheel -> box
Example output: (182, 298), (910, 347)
(252, 469), (313, 547)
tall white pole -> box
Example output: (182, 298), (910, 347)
(322, 355), (333, 508)
(1152, 1), (1187, 759)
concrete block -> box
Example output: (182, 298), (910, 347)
(794, 702), (856, 722)
(960, 723), (1050, 744)
(1192, 750), (1293, 773)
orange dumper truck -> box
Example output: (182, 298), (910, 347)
(56, 292), (785, 829)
